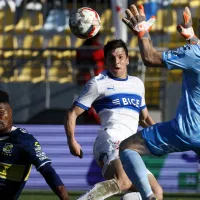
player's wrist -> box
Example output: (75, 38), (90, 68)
(67, 137), (76, 143)
(188, 35), (200, 44)
(137, 31), (150, 39)
(134, 21), (151, 39)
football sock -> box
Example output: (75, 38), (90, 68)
(120, 149), (154, 200)
(77, 179), (121, 200)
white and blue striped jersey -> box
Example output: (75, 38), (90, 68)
(74, 70), (146, 136)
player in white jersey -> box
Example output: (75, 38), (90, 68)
(64, 39), (163, 200)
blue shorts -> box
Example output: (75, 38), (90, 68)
(142, 120), (200, 156)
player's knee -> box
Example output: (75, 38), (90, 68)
(153, 184), (163, 200)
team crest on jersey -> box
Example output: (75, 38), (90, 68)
(2, 143), (13, 156)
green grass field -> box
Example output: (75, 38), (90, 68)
(19, 191), (200, 200)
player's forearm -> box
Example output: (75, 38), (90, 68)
(39, 164), (69, 200)
(139, 119), (149, 128)
(138, 38), (163, 67)
(54, 185), (70, 200)
(139, 109), (155, 127)
(64, 110), (76, 141)
(145, 114), (155, 126)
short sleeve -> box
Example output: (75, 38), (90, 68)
(24, 134), (51, 170)
(74, 78), (99, 110)
(140, 81), (146, 110)
(162, 45), (200, 71)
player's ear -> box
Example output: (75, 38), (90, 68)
(9, 107), (13, 117)
(127, 57), (129, 65)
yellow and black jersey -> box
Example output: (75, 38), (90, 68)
(0, 126), (51, 200)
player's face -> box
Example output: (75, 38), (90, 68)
(0, 103), (12, 134)
(105, 47), (129, 79)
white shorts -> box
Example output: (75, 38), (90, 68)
(93, 128), (153, 176)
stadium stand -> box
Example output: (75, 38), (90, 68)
(163, 8), (177, 34)
(48, 60), (73, 83)
(0, 0), (195, 116)
(189, 0), (200, 8)
(43, 9), (69, 32)
(100, 9), (114, 33)
(171, 0), (188, 7)
(151, 8), (163, 33)
(48, 34), (71, 59)
(0, 34), (17, 58)
(129, 36), (138, 58)
(17, 60), (45, 83)
(0, 5), (15, 33)
(15, 34), (44, 61)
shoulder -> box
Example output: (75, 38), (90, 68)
(128, 76), (145, 92)
(95, 70), (108, 82)
(164, 44), (199, 59)
(128, 75), (144, 85)
(84, 71), (107, 86)
(11, 126), (36, 143)
(11, 126), (30, 135)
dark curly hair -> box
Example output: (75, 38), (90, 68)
(0, 90), (10, 104)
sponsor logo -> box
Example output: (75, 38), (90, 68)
(2, 143), (13, 156)
(112, 97), (140, 107)
(107, 86), (115, 91)
(34, 142), (48, 161)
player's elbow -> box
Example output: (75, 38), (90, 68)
(142, 51), (163, 67)
(142, 55), (155, 67)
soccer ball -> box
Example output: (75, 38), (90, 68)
(69, 7), (101, 39)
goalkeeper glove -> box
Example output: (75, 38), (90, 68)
(177, 7), (200, 44)
(122, 4), (156, 39)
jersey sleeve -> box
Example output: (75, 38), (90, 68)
(23, 134), (51, 170)
(162, 44), (200, 71)
(140, 80), (146, 110)
(74, 78), (99, 110)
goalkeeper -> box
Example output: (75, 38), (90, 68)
(119, 4), (200, 200)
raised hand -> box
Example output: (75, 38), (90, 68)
(122, 4), (156, 39)
(177, 7), (199, 44)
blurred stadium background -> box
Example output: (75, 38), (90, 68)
(0, 0), (200, 199)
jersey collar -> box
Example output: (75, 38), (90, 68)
(0, 126), (17, 140)
(107, 71), (128, 81)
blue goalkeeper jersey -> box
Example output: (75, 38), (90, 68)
(0, 126), (51, 200)
(162, 44), (200, 142)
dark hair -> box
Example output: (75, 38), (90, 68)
(104, 39), (128, 58)
(0, 90), (10, 104)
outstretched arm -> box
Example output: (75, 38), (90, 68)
(138, 38), (163, 67)
(122, 4), (164, 67)
(64, 105), (85, 158)
(39, 163), (69, 200)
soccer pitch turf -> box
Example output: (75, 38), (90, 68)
(19, 191), (200, 200)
